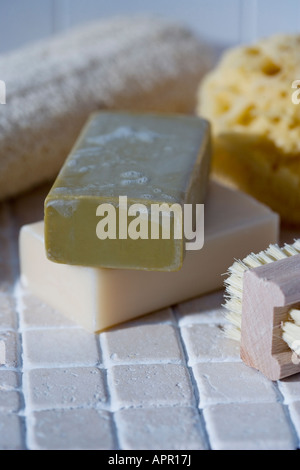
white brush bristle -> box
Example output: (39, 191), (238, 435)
(282, 309), (300, 351)
(224, 240), (300, 353)
(290, 309), (300, 325)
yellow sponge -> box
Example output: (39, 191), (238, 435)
(197, 34), (300, 225)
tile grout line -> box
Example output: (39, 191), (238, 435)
(13, 280), (30, 449)
(276, 381), (300, 449)
(171, 305), (212, 450)
(5, 201), (28, 450)
(238, 0), (258, 44)
(98, 333), (121, 450)
(6, 195), (298, 450)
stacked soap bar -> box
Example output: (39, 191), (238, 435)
(44, 112), (211, 272)
(20, 111), (279, 332)
(21, 182), (279, 332)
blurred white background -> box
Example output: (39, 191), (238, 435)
(0, 0), (299, 54)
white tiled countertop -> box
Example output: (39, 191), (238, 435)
(0, 185), (300, 450)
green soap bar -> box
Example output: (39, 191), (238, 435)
(44, 111), (211, 271)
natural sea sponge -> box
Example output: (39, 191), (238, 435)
(197, 34), (300, 225)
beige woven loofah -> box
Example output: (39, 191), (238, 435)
(0, 16), (212, 200)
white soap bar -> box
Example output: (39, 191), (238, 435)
(19, 182), (279, 332)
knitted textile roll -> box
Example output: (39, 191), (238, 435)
(0, 16), (212, 200)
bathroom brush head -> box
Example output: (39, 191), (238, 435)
(224, 241), (300, 380)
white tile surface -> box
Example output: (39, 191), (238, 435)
(180, 323), (241, 364)
(0, 414), (24, 450)
(193, 362), (279, 407)
(0, 330), (19, 369)
(116, 406), (208, 450)
(0, 391), (21, 413)
(2, 272), (300, 449)
(100, 323), (183, 365)
(64, 0), (241, 45)
(108, 364), (195, 409)
(279, 374), (300, 404)
(0, 0), (54, 54)
(239, 0), (258, 44)
(1, 0), (300, 54)
(4, 266), (299, 450)
(176, 290), (225, 325)
(29, 408), (115, 450)
(204, 402), (297, 450)
(2, 199), (300, 450)
(256, 0), (300, 38)
(288, 401), (300, 444)
(22, 328), (100, 368)
(0, 294), (17, 330)
(0, 370), (20, 390)
(21, 292), (77, 329)
(24, 367), (108, 410)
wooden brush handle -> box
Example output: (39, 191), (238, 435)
(241, 254), (300, 380)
